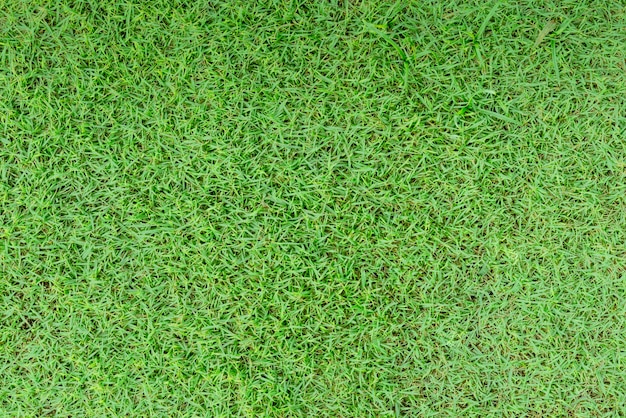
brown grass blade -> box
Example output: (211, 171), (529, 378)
(534, 20), (558, 47)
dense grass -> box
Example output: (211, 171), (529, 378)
(1, 0), (626, 416)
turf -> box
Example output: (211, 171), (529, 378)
(1, 0), (626, 416)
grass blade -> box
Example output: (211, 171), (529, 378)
(477, 107), (521, 125)
(534, 20), (558, 47)
(477, 2), (501, 39)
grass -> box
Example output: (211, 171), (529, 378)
(1, 0), (626, 416)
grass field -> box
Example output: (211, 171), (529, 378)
(1, 0), (626, 416)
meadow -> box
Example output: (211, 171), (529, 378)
(1, 0), (626, 415)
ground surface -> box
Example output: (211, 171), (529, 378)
(1, 0), (626, 416)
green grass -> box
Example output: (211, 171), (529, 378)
(1, 0), (626, 416)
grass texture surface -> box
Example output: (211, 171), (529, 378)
(1, 0), (626, 416)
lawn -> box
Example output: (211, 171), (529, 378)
(1, 0), (626, 416)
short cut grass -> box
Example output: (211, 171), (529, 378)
(1, 0), (626, 416)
